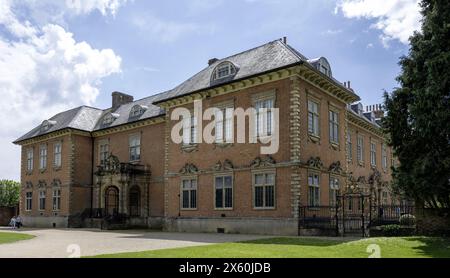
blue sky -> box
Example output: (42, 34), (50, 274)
(0, 0), (422, 180)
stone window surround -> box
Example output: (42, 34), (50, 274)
(307, 171), (321, 208)
(306, 90), (322, 142)
(251, 90), (277, 141)
(129, 132), (142, 163)
(370, 139), (378, 167)
(53, 140), (63, 170)
(52, 188), (61, 211)
(329, 174), (340, 207)
(26, 147), (34, 173)
(357, 133), (365, 166)
(252, 169), (276, 210)
(25, 191), (32, 211)
(328, 103), (340, 148)
(39, 144), (48, 171)
(98, 138), (110, 166)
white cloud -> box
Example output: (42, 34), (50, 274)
(336, 0), (422, 47)
(0, 0), (123, 180)
(65, 0), (128, 16)
(132, 14), (215, 43)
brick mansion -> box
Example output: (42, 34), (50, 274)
(14, 39), (397, 235)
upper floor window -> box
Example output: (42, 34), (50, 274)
(129, 134), (141, 162)
(347, 131), (352, 161)
(182, 115), (198, 145)
(357, 135), (364, 163)
(308, 172), (320, 207)
(102, 113), (119, 126)
(253, 172), (275, 209)
(26, 148), (34, 172)
(99, 140), (109, 165)
(382, 144), (388, 169)
(215, 105), (234, 143)
(370, 142), (377, 166)
(54, 142), (62, 168)
(130, 105), (148, 118)
(329, 110), (339, 144)
(308, 100), (320, 137)
(254, 96), (275, 138)
(212, 62), (237, 81)
(39, 145), (47, 170)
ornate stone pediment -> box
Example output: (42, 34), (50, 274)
(329, 161), (343, 174)
(38, 180), (47, 188)
(52, 179), (62, 187)
(103, 154), (121, 174)
(307, 157), (323, 169)
(25, 181), (33, 189)
(180, 163), (199, 175)
(250, 155), (276, 169)
(357, 176), (367, 184)
(213, 159), (234, 172)
(368, 168), (381, 185)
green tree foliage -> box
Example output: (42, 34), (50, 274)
(383, 0), (450, 208)
(0, 180), (20, 207)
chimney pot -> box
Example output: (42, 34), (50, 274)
(348, 81), (351, 89)
(283, 36), (287, 44)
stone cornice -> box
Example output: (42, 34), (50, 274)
(157, 64), (360, 109)
(91, 116), (165, 137)
(15, 128), (90, 146)
(347, 111), (385, 138)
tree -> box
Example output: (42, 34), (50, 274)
(383, 0), (450, 208)
(0, 180), (20, 207)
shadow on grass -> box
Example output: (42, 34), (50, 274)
(405, 237), (450, 258)
(238, 237), (356, 247)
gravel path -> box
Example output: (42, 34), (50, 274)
(0, 227), (269, 258)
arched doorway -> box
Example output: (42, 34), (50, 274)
(105, 186), (119, 216)
(129, 186), (141, 217)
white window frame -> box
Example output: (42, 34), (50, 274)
(329, 176), (340, 207)
(129, 134), (141, 162)
(52, 189), (61, 211)
(25, 192), (32, 211)
(253, 92), (275, 139)
(347, 130), (352, 161)
(39, 145), (47, 170)
(308, 100), (320, 137)
(39, 190), (46, 211)
(54, 142), (62, 168)
(214, 174), (233, 210)
(382, 144), (388, 169)
(329, 110), (339, 144)
(98, 140), (110, 165)
(357, 135), (364, 163)
(370, 141), (377, 166)
(214, 104), (234, 144)
(253, 171), (276, 209)
(213, 62), (236, 80)
(182, 114), (198, 145)
(181, 177), (198, 210)
(26, 148), (34, 172)
(308, 172), (320, 207)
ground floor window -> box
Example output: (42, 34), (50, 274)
(329, 177), (339, 207)
(39, 191), (46, 210)
(52, 189), (61, 211)
(105, 186), (119, 216)
(25, 192), (32, 211)
(253, 172), (275, 209)
(215, 175), (233, 209)
(308, 173), (320, 207)
(182, 178), (197, 209)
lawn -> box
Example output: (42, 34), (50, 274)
(92, 237), (450, 258)
(0, 231), (34, 245)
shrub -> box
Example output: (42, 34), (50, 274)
(399, 214), (416, 226)
(381, 225), (402, 237)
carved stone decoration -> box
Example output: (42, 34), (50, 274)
(104, 154), (121, 174)
(329, 161), (343, 174)
(357, 176), (367, 184)
(213, 159), (234, 172)
(38, 180), (47, 188)
(25, 181), (33, 189)
(179, 163), (199, 175)
(213, 161), (222, 172)
(368, 168), (382, 185)
(52, 179), (62, 187)
(307, 157), (323, 169)
(250, 155), (276, 169)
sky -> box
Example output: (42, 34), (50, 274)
(0, 0), (423, 181)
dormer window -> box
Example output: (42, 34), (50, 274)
(308, 57), (332, 78)
(103, 113), (119, 126)
(212, 61), (237, 82)
(41, 120), (56, 132)
(130, 105), (148, 118)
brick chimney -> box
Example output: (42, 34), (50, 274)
(208, 58), (219, 66)
(112, 91), (134, 110)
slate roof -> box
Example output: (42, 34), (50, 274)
(14, 39), (368, 144)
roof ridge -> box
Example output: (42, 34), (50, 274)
(218, 39), (282, 62)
